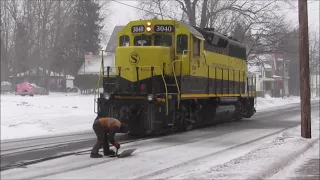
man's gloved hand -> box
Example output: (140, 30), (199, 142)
(113, 141), (120, 149)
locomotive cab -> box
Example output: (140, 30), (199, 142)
(104, 20), (184, 97)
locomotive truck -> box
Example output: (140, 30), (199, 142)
(94, 19), (256, 136)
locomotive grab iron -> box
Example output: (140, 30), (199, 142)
(94, 19), (256, 136)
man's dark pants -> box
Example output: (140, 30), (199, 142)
(91, 119), (110, 155)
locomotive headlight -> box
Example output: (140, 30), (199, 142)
(146, 22), (151, 26)
(147, 94), (154, 101)
(104, 93), (110, 100)
(146, 27), (152, 32)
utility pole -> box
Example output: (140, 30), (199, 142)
(298, 0), (311, 138)
(282, 60), (285, 98)
(316, 65), (319, 97)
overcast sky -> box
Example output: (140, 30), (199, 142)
(105, 0), (319, 40)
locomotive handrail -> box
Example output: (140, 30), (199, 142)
(172, 60), (181, 109)
(102, 66), (121, 77)
(172, 50), (189, 109)
(93, 51), (106, 114)
(137, 65), (169, 116)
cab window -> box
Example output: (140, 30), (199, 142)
(154, 35), (172, 47)
(119, 35), (130, 46)
(193, 37), (200, 57)
(134, 36), (152, 46)
(176, 34), (188, 54)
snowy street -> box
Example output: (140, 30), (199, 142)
(0, 93), (313, 140)
(1, 94), (319, 179)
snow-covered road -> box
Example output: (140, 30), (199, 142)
(1, 102), (319, 179)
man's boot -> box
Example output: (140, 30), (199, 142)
(90, 153), (103, 158)
(104, 149), (116, 156)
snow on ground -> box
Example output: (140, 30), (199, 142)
(1, 93), (97, 140)
(178, 116), (320, 180)
(1, 92), (318, 140)
(268, 139), (319, 180)
(256, 94), (304, 111)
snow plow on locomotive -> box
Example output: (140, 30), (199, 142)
(94, 19), (256, 136)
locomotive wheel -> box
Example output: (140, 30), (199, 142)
(235, 114), (244, 121)
(160, 128), (170, 136)
(197, 103), (216, 127)
(234, 102), (244, 121)
(175, 107), (193, 132)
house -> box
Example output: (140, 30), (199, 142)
(74, 26), (124, 93)
(248, 63), (273, 97)
(77, 26), (124, 76)
(311, 74), (320, 97)
(272, 57), (290, 97)
(8, 67), (75, 92)
(248, 54), (290, 97)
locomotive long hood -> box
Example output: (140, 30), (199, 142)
(115, 46), (174, 82)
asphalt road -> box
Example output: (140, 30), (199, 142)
(1, 101), (319, 172)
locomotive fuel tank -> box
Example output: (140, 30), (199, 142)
(214, 104), (236, 124)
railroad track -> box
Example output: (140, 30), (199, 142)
(1, 132), (95, 156)
(0, 135), (153, 171)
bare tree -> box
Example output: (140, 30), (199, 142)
(1, 0), (108, 93)
(137, 0), (294, 63)
(309, 28), (319, 74)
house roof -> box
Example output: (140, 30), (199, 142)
(77, 26), (124, 75)
(77, 53), (116, 75)
(9, 67), (74, 79)
(247, 65), (261, 73)
(248, 54), (274, 65)
(264, 64), (272, 69)
(105, 26), (124, 52)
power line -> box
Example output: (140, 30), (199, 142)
(110, 0), (182, 19)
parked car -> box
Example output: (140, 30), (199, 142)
(1, 81), (12, 94)
(29, 83), (47, 95)
(16, 82), (46, 96)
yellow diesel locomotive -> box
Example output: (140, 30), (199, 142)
(95, 19), (256, 135)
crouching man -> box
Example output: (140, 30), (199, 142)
(90, 116), (129, 158)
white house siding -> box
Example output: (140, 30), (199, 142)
(77, 53), (116, 75)
(311, 74), (320, 96)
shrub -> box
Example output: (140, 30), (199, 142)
(73, 74), (102, 90)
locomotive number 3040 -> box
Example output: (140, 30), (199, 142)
(154, 25), (174, 32)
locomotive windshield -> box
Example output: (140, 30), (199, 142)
(154, 35), (172, 47)
(132, 35), (172, 47)
(134, 35), (152, 46)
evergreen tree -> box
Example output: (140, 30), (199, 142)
(1, 37), (9, 81)
(63, 0), (104, 76)
(14, 22), (30, 74)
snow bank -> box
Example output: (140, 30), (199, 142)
(1, 92), (318, 140)
(255, 96), (301, 111)
(184, 116), (320, 180)
(268, 140), (319, 179)
(1, 93), (97, 140)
